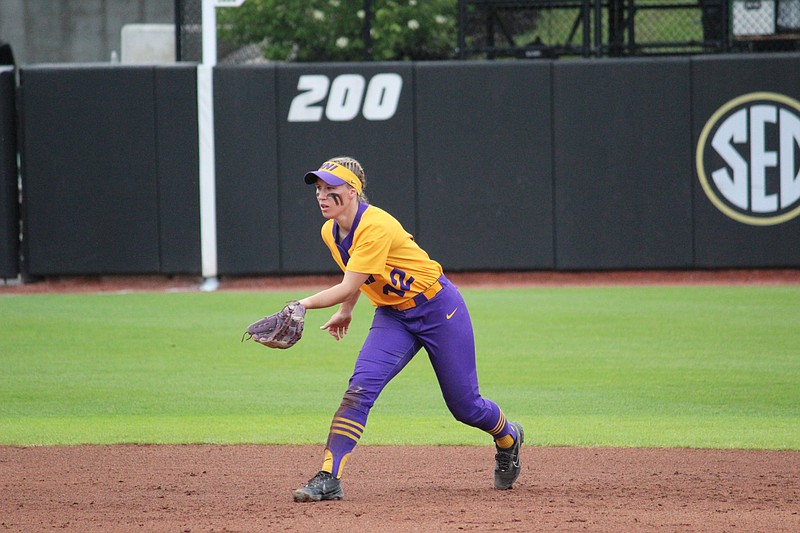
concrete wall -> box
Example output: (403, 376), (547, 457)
(0, 0), (173, 65)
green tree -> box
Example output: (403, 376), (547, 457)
(217, 0), (457, 62)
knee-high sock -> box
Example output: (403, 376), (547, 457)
(321, 404), (368, 479)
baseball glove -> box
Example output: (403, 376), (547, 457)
(242, 300), (306, 349)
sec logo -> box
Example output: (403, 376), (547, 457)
(696, 92), (800, 226)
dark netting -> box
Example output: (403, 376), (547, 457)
(457, 0), (799, 58)
(458, 0), (594, 58)
(175, 0), (202, 62)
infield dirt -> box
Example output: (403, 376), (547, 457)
(1, 444), (799, 532)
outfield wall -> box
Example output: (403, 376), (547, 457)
(17, 65), (200, 276)
(6, 54), (800, 277)
(0, 67), (18, 279)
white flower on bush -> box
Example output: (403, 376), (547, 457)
(357, 9), (364, 19)
(312, 9), (325, 21)
(435, 15), (448, 24)
(336, 36), (349, 48)
(409, 0), (418, 5)
(329, 0), (340, 6)
(408, 19), (420, 30)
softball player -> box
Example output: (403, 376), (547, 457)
(292, 156), (523, 502)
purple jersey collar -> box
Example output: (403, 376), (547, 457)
(333, 202), (370, 265)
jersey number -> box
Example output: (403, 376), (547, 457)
(383, 268), (415, 298)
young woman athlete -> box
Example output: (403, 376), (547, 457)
(292, 156), (523, 502)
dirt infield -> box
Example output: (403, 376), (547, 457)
(2, 270), (800, 532)
(1, 445), (799, 532)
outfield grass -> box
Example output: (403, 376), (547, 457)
(1, 286), (798, 449)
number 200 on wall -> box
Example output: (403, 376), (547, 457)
(287, 73), (403, 122)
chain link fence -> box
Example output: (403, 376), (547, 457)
(458, 0), (800, 57)
(175, 0), (800, 63)
(457, 0), (721, 57)
(458, 0), (592, 58)
(732, 0), (800, 50)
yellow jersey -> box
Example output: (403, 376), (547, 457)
(321, 203), (443, 307)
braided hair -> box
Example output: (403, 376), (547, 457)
(329, 156), (369, 204)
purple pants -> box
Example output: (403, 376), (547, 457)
(323, 276), (512, 477)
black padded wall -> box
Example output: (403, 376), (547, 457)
(415, 61), (555, 270)
(155, 65), (202, 274)
(0, 67), (18, 278)
(14, 54), (800, 277)
(213, 65), (281, 275)
(20, 65), (160, 275)
(691, 54), (800, 267)
(552, 58), (694, 270)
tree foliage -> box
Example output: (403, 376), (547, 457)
(217, 0), (457, 62)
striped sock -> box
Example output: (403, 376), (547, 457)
(321, 415), (365, 478)
(489, 411), (516, 448)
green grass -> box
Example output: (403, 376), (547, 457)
(1, 286), (798, 449)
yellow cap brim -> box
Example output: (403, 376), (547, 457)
(303, 161), (362, 194)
